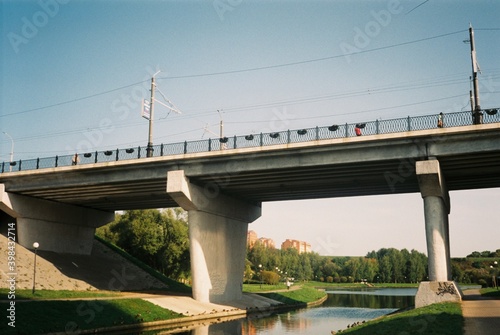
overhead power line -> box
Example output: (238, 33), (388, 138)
(0, 80), (149, 118)
(157, 30), (468, 80)
(4, 28), (497, 120)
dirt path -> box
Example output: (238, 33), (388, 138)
(462, 289), (500, 335)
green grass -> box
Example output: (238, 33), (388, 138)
(258, 286), (326, 305)
(0, 288), (120, 300)
(243, 283), (289, 292)
(0, 298), (184, 335)
(480, 287), (500, 297)
(338, 302), (463, 335)
(94, 236), (191, 293)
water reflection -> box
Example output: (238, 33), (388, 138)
(324, 288), (416, 309)
(144, 288), (416, 335)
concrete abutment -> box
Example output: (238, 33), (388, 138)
(0, 184), (114, 254)
(167, 170), (261, 303)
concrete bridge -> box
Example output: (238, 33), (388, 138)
(1, 111), (500, 305)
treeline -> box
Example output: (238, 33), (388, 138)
(247, 242), (428, 284)
(453, 249), (500, 287)
(96, 209), (191, 281)
(96, 209), (498, 286)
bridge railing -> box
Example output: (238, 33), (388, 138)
(2, 109), (499, 173)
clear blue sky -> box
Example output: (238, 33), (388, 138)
(1, 0), (499, 256)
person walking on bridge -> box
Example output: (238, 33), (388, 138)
(437, 112), (444, 128)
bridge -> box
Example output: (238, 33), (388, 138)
(1, 109), (500, 305)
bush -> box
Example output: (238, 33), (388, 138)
(261, 270), (280, 285)
(326, 276), (334, 283)
(478, 279), (488, 288)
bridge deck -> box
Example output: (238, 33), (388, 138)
(1, 123), (499, 212)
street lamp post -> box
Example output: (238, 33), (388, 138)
(258, 264), (262, 288)
(32, 242), (39, 294)
(490, 261), (498, 290)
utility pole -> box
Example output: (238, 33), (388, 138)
(146, 71), (160, 157)
(469, 24), (482, 124)
(218, 109), (226, 150)
(218, 109), (224, 139)
(3, 132), (14, 172)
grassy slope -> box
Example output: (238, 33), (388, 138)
(1, 299), (184, 335)
(0, 288), (121, 300)
(94, 236), (191, 293)
(258, 286), (326, 304)
(338, 302), (463, 335)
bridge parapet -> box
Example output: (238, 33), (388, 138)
(2, 109), (499, 173)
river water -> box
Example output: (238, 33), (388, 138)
(147, 288), (417, 335)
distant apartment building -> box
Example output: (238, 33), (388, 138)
(281, 239), (311, 254)
(258, 237), (275, 249)
(247, 230), (258, 248)
(247, 230), (275, 249)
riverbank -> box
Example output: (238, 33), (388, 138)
(0, 286), (327, 334)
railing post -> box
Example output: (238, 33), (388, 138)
(55, 156), (58, 167)
(116, 149), (119, 161)
(95, 151), (98, 163)
(260, 133), (263, 146)
(18, 160), (22, 171)
(234, 135), (237, 149)
(376, 119), (380, 134)
(1, 162), (4, 173)
(160, 143), (164, 156)
(36, 158), (40, 169)
(316, 126), (319, 140)
(287, 130), (291, 143)
(407, 116), (411, 131)
(138, 146), (141, 159)
(184, 141), (187, 154)
(345, 123), (348, 137)
(208, 138), (211, 152)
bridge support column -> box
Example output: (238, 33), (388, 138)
(0, 184), (114, 254)
(167, 170), (261, 303)
(415, 160), (462, 307)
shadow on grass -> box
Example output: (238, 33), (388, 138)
(0, 299), (183, 335)
(339, 302), (464, 335)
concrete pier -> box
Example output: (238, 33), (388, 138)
(0, 184), (114, 254)
(167, 170), (261, 303)
(415, 160), (461, 307)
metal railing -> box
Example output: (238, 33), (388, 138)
(2, 109), (499, 174)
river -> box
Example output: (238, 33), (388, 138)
(142, 287), (417, 335)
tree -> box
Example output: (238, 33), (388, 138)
(406, 249), (427, 283)
(96, 209), (190, 280)
(378, 255), (392, 283)
(321, 259), (341, 278)
(345, 258), (362, 281)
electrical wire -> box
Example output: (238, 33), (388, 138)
(0, 80), (150, 118)
(156, 30), (468, 80)
(3, 29), (493, 121)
